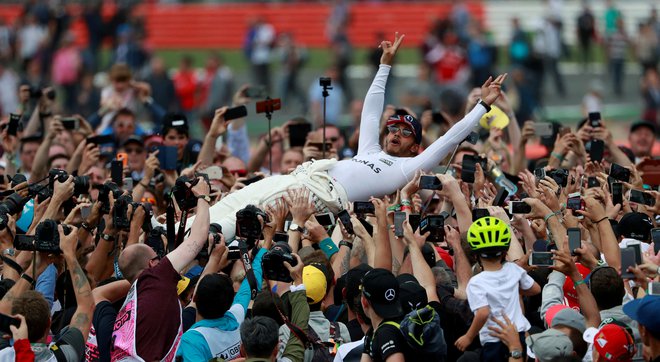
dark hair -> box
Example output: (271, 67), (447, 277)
(195, 274), (234, 320)
(12, 290), (50, 342)
(252, 290), (286, 326)
(47, 153), (70, 168)
(112, 108), (136, 123)
(562, 326), (588, 358)
(590, 267), (625, 311)
(240, 316), (279, 358)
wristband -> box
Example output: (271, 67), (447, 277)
(400, 205), (412, 212)
(400, 199), (411, 206)
(594, 216), (608, 224)
(573, 279), (587, 288)
(319, 237), (339, 259)
(139, 181), (150, 188)
(543, 211), (560, 223)
(1, 256), (23, 275)
(477, 99), (491, 113)
(339, 240), (353, 249)
(387, 204), (400, 212)
(20, 273), (35, 287)
(551, 152), (565, 161)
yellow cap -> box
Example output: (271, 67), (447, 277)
(177, 276), (191, 296)
(303, 265), (327, 304)
(479, 105), (510, 130)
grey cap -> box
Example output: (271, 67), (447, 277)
(526, 329), (573, 361)
(551, 308), (586, 334)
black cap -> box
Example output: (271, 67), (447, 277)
(398, 279), (428, 313)
(123, 135), (144, 147)
(344, 264), (372, 306)
(617, 212), (653, 242)
(361, 268), (403, 319)
(162, 113), (189, 136)
(630, 120), (657, 134)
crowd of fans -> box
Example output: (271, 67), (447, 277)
(0, 2), (659, 362)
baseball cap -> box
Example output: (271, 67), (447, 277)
(398, 278), (428, 313)
(630, 120), (657, 134)
(123, 135), (144, 148)
(177, 276), (191, 296)
(303, 265), (328, 305)
(386, 114), (422, 144)
(550, 306), (586, 334)
(583, 323), (636, 361)
(617, 212), (653, 242)
(343, 264), (372, 306)
(361, 268), (403, 319)
(623, 295), (660, 336)
(526, 329), (573, 361)
(162, 113), (189, 136)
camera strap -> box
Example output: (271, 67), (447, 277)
(237, 239), (258, 300)
(165, 195), (176, 253)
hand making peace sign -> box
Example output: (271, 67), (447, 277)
(380, 32), (405, 66)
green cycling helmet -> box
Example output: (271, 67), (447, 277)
(467, 216), (511, 252)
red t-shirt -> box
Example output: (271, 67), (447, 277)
(135, 257), (182, 361)
(173, 70), (197, 111)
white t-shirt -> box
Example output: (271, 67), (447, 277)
(466, 262), (535, 344)
(327, 65), (487, 201)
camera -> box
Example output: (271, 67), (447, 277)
(146, 226), (166, 258)
(548, 168), (569, 188)
(112, 194), (133, 231)
(47, 169), (90, 198)
(0, 193), (30, 230)
(235, 205), (269, 243)
(420, 213), (446, 242)
(15, 219), (70, 254)
(29, 87), (55, 100)
(209, 223), (223, 244)
(172, 176), (204, 211)
(97, 182), (121, 214)
(262, 242), (297, 282)
(319, 77), (332, 88)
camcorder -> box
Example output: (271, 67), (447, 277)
(262, 241), (297, 282)
(14, 219), (70, 254)
(235, 205), (269, 244)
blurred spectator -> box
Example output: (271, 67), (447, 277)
(641, 68), (660, 124)
(535, 16), (565, 97)
(450, 0), (471, 44)
(466, 22), (496, 88)
(277, 33), (307, 114)
(628, 121), (656, 162)
(0, 61), (19, 116)
(0, 17), (12, 61)
(309, 66), (344, 127)
(16, 13), (47, 70)
(200, 52), (234, 118)
(581, 79), (604, 116)
(51, 32), (82, 113)
(576, 2), (596, 71)
(509, 17), (531, 68)
(244, 17), (275, 93)
(635, 22), (658, 72)
(606, 17), (630, 97)
(111, 25), (149, 73)
(97, 63), (139, 130)
(425, 29), (469, 91)
(604, 0), (622, 36)
(173, 55), (199, 127)
(75, 73), (101, 118)
(331, 29), (353, 104)
(399, 63), (436, 117)
(142, 57), (178, 113)
(83, 1), (103, 72)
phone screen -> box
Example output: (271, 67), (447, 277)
(81, 206), (92, 220)
(589, 140), (605, 163)
(409, 213), (421, 232)
(394, 212), (406, 237)
(566, 196), (583, 211)
(111, 160), (123, 186)
(289, 123), (312, 148)
(653, 228), (660, 254)
(588, 112), (601, 127)
(493, 188), (509, 207)
(419, 175), (442, 190)
(530, 252), (554, 267)
(354, 202), (375, 215)
(627, 243), (643, 264)
(338, 210), (353, 234)
(620, 247), (636, 279)
(609, 163), (631, 183)
(315, 213), (335, 227)
(587, 177), (600, 189)
(611, 182), (623, 205)
(224, 105), (248, 121)
(509, 201), (531, 214)
(567, 228), (581, 256)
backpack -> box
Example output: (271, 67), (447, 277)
(306, 321), (343, 362)
(376, 305), (447, 360)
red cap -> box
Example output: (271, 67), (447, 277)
(593, 324), (636, 361)
(545, 304), (570, 327)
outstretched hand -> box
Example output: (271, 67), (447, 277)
(481, 74), (508, 106)
(380, 32), (405, 66)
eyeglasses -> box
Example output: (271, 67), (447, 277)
(125, 147), (144, 154)
(387, 125), (413, 137)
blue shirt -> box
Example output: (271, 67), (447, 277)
(36, 263), (57, 309)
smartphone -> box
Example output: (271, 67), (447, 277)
(587, 176), (600, 189)
(255, 98), (281, 113)
(652, 228), (660, 255)
(122, 177), (133, 192)
(198, 165), (223, 180)
(464, 131), (479, 145)
(81, 205), (92, 220)
(7, 113), (20, 136)
(245, 86), (266, 99)
(534, 168), (546, 183)
(461, 154), (485, 183)
(548, 169), (569, 188)
(86, 134), (115, 146)
(288, 123), (312, 148)
(533, 122), (554, 137)
(315, 213), (335, 227)
(530, 252), (555, 267)
(111, 160), (123, 186)
(567, 228), (581, 256)
(566, 194), (584, 212)
(273, 232), (289, 244)
(354, 201), (375, 215)
(509, 201), (532, 214)
(588, 112), (601, 128)
(0, 313), (20, 332)
(629, 189), (656, 206)
(473, 208), (490, 221)
(116, 152), (128, 168)
(626, 240), (643, 265)
(393, 212), (406, 237)
(419, 175), (442, 190)
(620, 247), (636, 279)
(358, 217), (374, 237)
(224, 105), (248, 121)
(609, 163), (631, 183)
(589, 140), (605, 163)
(611, 182), (623, 205)
(420, 214), (444, 242)
(156, 146), (178, 171)
(338, 210), (353, 234)
(61, 117), (79, 130)
(408, 213), (421, 232)
(493, 188), (509, 207)
(242, 174), (264, 186)
(649, 282), (660, 296)
(308, 142), (333, 152)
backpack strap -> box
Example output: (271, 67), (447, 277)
(329, 321), (343, 344)
(50, 343), (68, 362)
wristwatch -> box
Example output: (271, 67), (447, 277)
(339, 240), (353, 249)
(2, 248), (15, 257)
(100, 233), (115, 242)
(477, 99), (491, 112)
(197, 195), (212, 203)
(510, 349), (523, 359)
(289, 223), (304, 233)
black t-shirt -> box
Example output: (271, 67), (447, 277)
(347, 318), (364, 341)
(93, 301), (118, 362)
(182, 306), (197, 332)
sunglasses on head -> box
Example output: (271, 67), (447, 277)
(387, 125), (414, 137)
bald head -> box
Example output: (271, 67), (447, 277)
(119, 244), (157, 283)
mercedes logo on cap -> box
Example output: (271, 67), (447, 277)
(384, 288), (396, 301)
(404, 115), (413, 122)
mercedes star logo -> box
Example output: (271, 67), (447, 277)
(384, 288), (396, 301)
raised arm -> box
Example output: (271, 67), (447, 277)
(60, 225), (94, 341)
(357, 33), (404, 155)
(198, 107), (227, 167)
(403, 74), (507, 175)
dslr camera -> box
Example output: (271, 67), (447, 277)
(15, 219), (70, 254)
(172, 175), (207, 211)
(235, 205), (269, 243)
(47, 169), (90, 198)
(112, 194), (134, 231)
(0, 193), (30, 230)
(97, 181), (121, 214)
(262, 242), (297, 282)
(146, 226), (166, 258)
